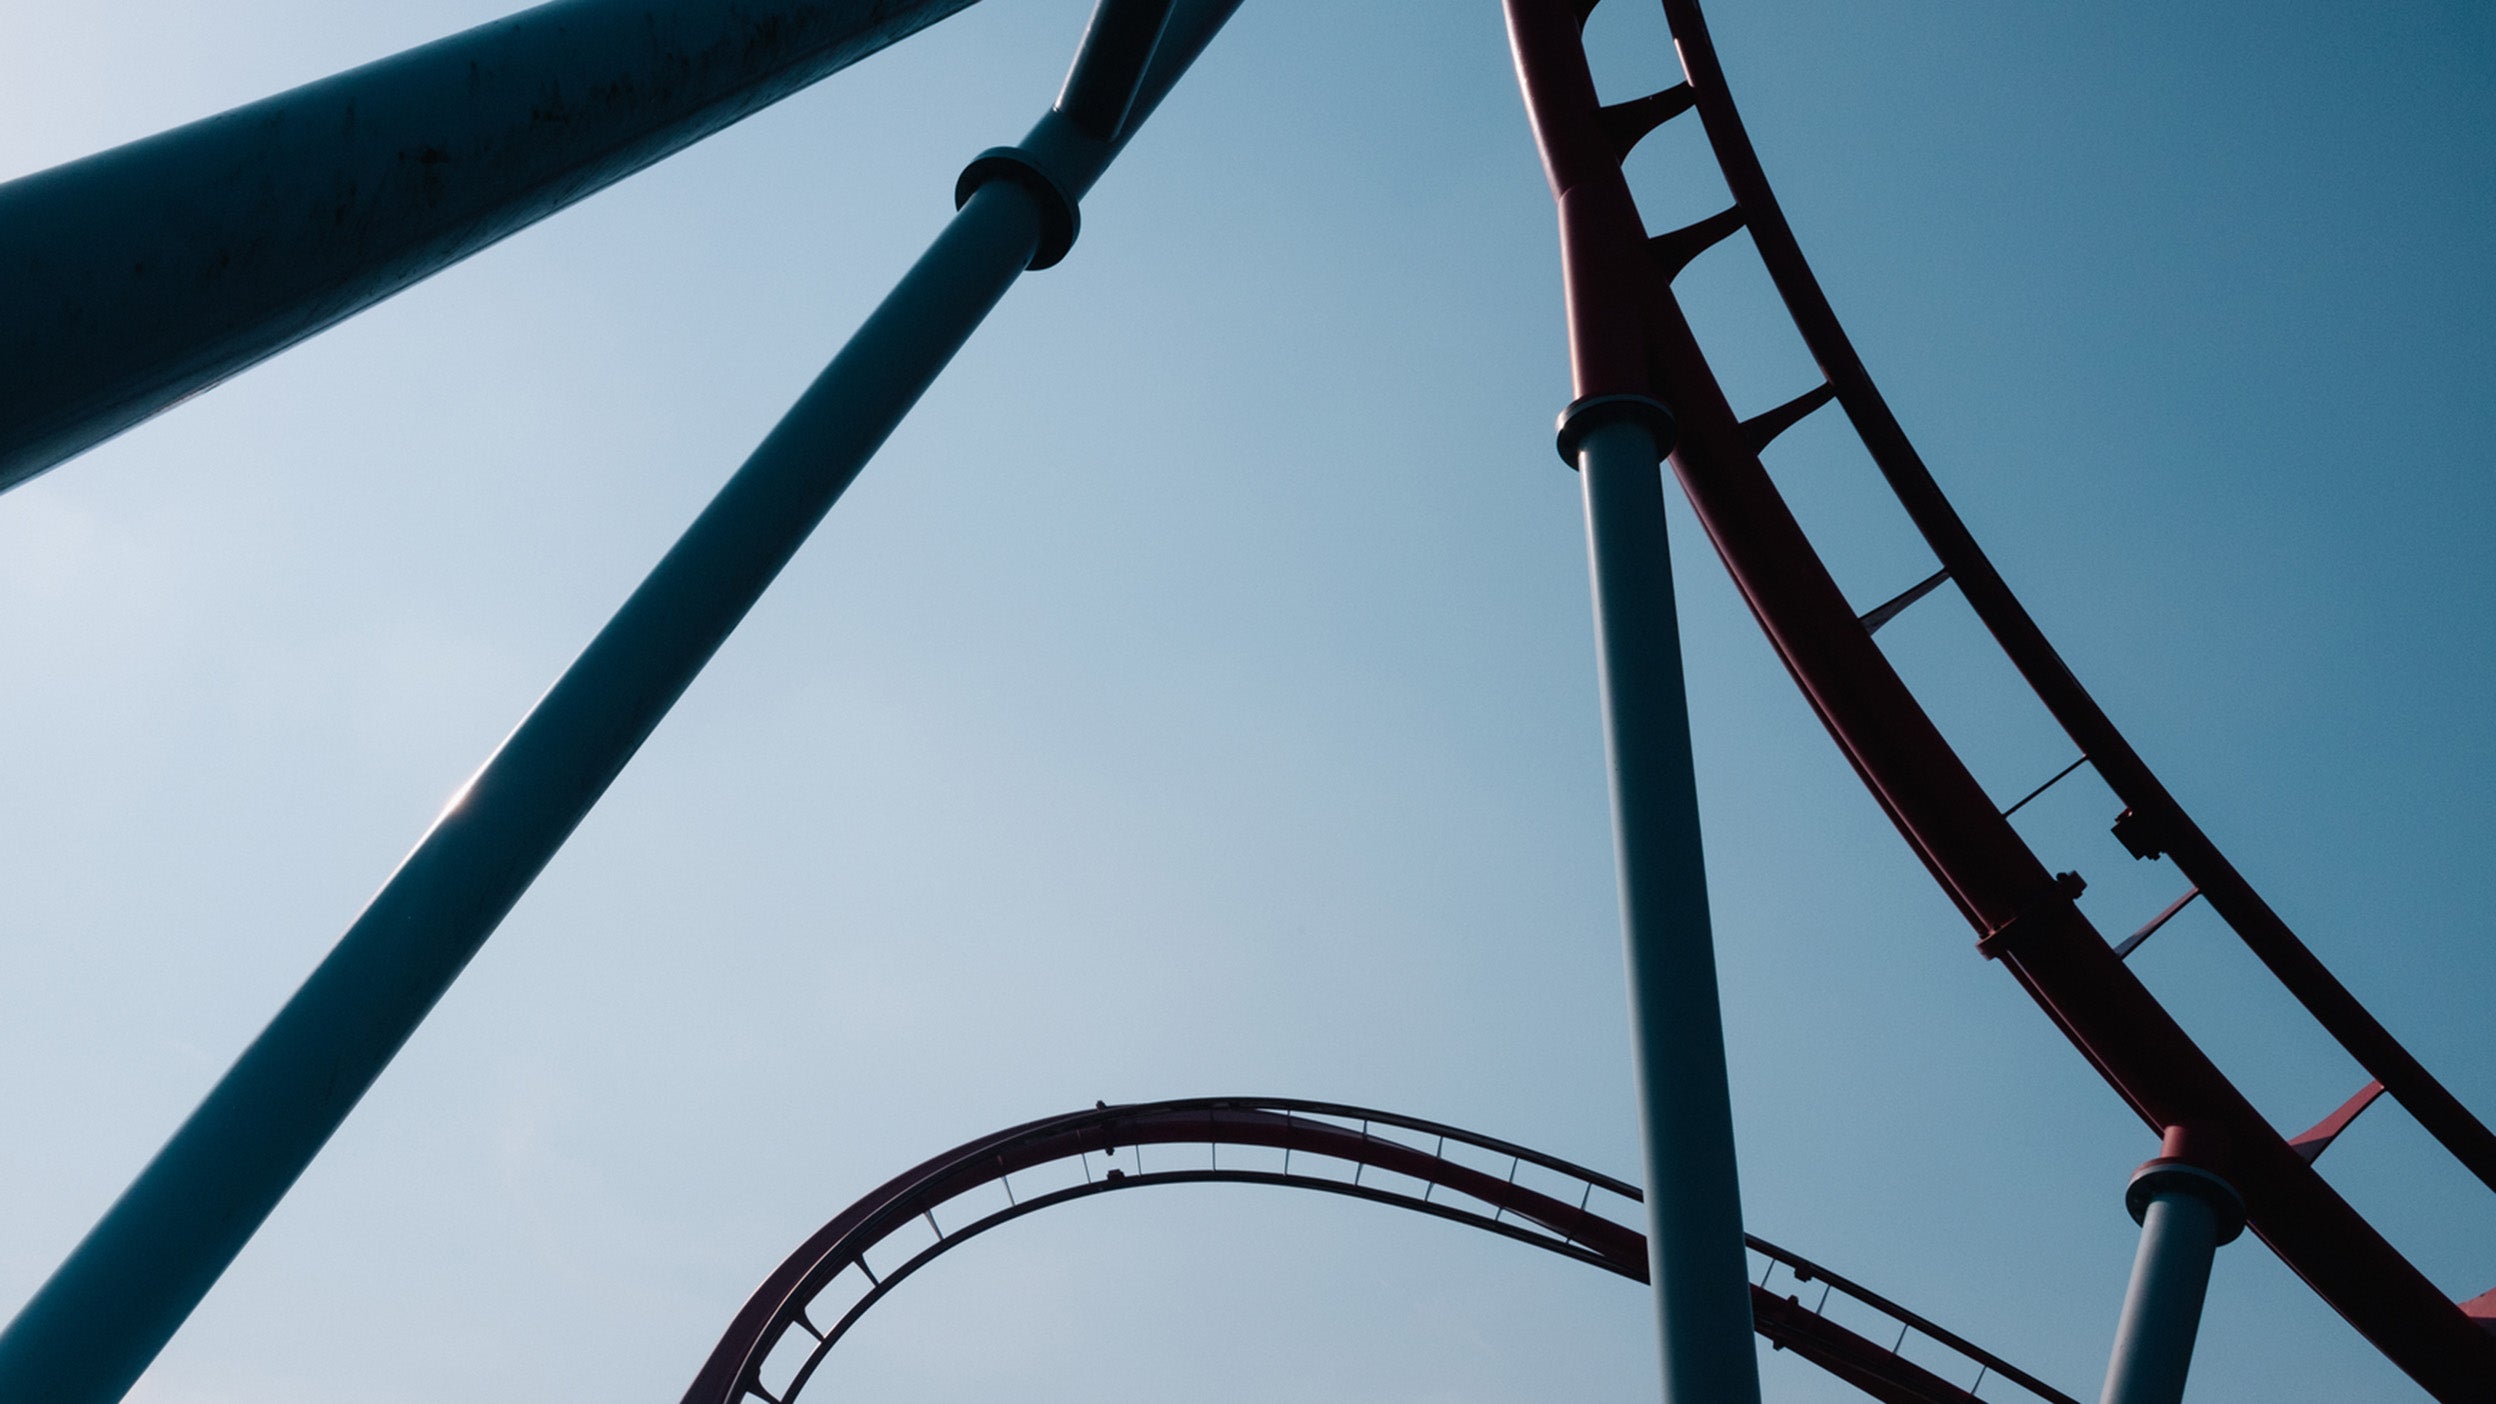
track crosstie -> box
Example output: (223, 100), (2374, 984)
(1506, 1), (2496, 1396)
(683, 1099), (2079, 1404)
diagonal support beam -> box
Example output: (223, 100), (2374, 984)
(0, 0), (987, 494)
(0, 4), (1236, 1400)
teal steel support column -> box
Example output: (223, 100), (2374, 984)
(0, 4), (1230, 1400)
(2099, 1146), (2245, 1404)
(1566, 397), (1763, 1404)
(0, 0), (988, 494)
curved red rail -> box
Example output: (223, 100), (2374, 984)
(682, 1098), (2078, 1404)
(1505, 1), (2496, 1396)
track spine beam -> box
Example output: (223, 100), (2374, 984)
(1644, 93), (2496, 1404)
(685, 1099), (2078, 1404)
(1651, 0), (2496, 1206)
(1517, 0), (2496, 1394)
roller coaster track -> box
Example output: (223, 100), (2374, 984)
(1508, 1), (2496, 1396)
(682, 1099), (2079, 1404)
(1, 1), (2483, 1397)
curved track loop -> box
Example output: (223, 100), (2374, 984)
(1508, 0), (2496, 1395)
(682, 1099), (2077, 1404)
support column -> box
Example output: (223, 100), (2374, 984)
(1566, 394), (1763, 1404)
(0, 4), (1230, 1401)
(2099, 1133), (2245, 1404)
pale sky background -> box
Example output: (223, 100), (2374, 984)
(1, 1), (2492, 1401)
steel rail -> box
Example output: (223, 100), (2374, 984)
(0, 0), (992, 495)
(1652, 0), (2496, 1205)
(683, 1098), (2078, 1404)
(1649, 0), (2496, 1367)
(1746, 1237), (2071, 1404)
(1505, 2), (2496, 1397)
(1497, 2), (2496, 1389)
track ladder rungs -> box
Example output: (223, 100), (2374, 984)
(2000, 755), (2089, 819)
(2112, 886), (2199, 960)
(1597, 83), (1695, 162)
(1859, 566), (1950, 635)
(2289, 1079), (2388, 1164)
(1740, 381), (1836, 453)
(1647, 205), (1747, 281)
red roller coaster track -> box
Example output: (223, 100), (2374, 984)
(0, 2), (2482, 1398)
(1506, 0), (2496, 1397)
(684, 1099), (2080, 1404)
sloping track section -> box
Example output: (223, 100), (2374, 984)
(681, 1098), (2078, 1404)
(1506, 0), (2496, 1396)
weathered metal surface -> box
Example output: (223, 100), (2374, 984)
(0, 0), (982, 492)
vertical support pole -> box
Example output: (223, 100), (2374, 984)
(1504, 0), (1760, 1385)
(1565, 395), (1763, 1404)
(2099, 1134), (2245, 1404)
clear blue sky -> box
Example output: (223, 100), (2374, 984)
(1, 1), (2491, 1400)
